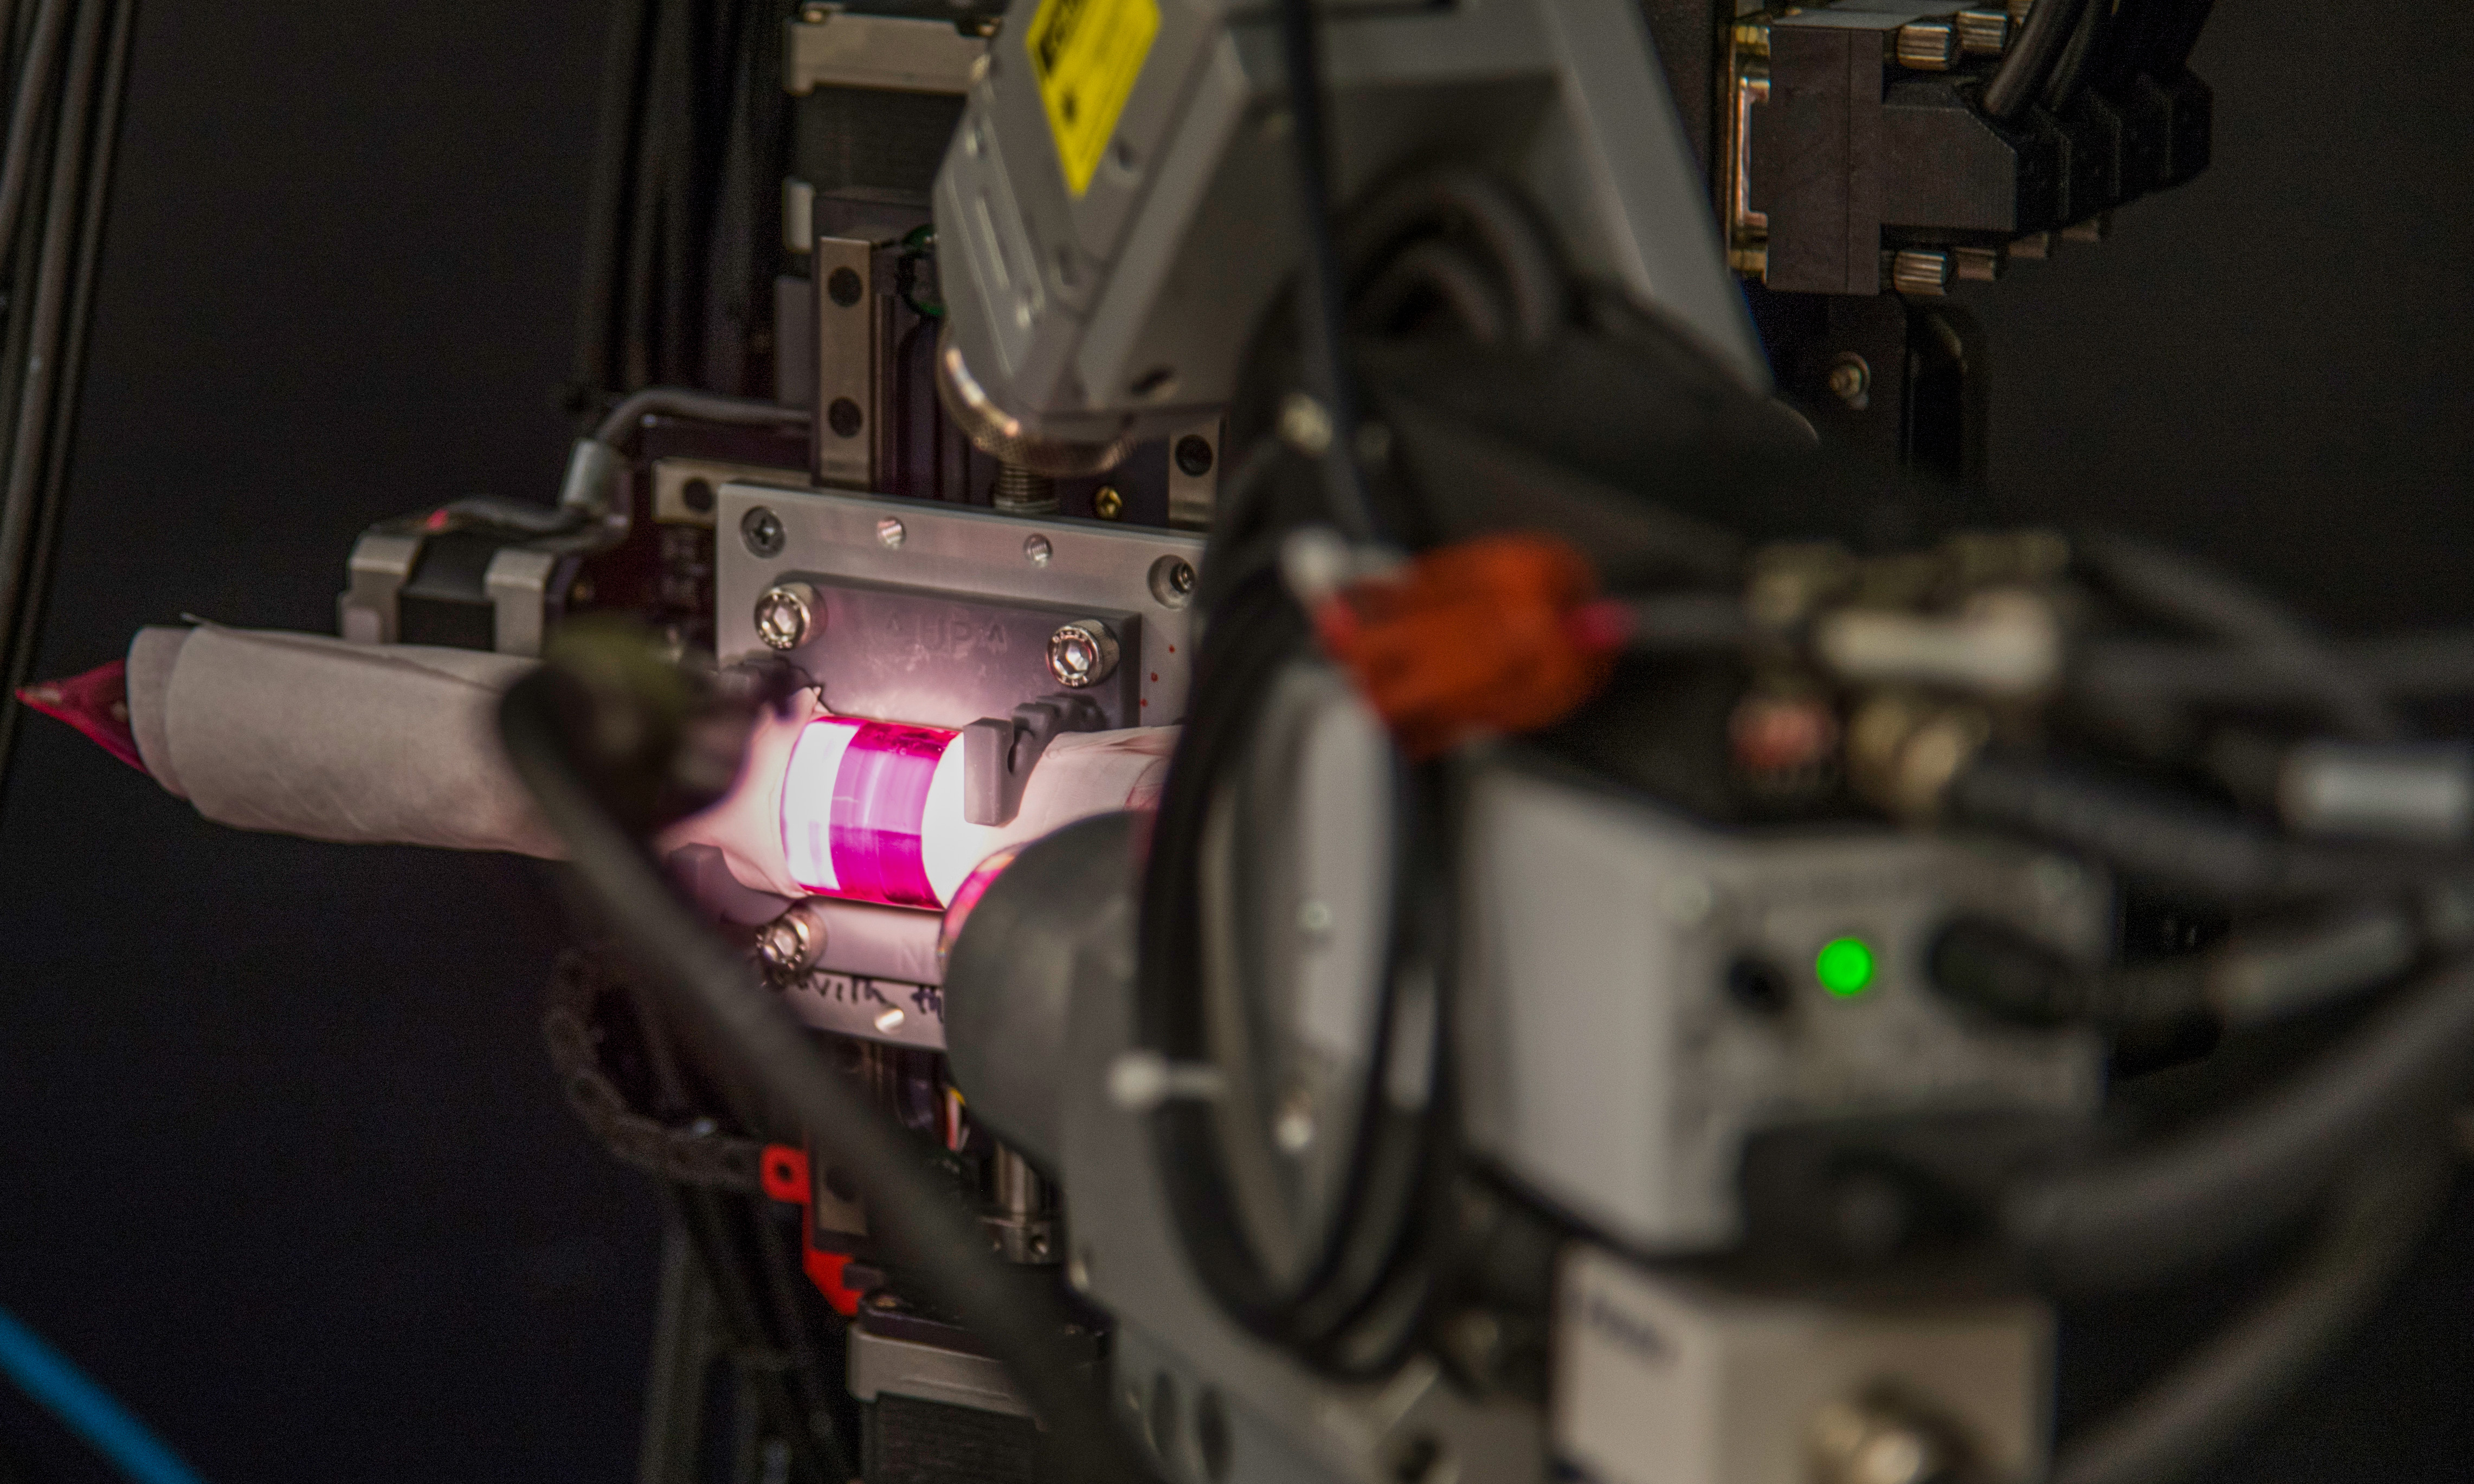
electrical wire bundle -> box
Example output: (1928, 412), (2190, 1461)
(0, 0), (137, 793)
(570, 0), (792, 405)
(1980, 0), (2214, 121)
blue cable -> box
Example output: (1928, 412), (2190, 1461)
(0, 1305), (209, 1484)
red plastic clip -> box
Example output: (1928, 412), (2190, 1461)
(1310, 533), (1620, 759)
(758, 1143), (861, 1317)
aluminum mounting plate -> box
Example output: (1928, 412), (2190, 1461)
(716, 482), (1205, 730)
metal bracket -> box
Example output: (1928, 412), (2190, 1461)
(962, 692), (1105, 826)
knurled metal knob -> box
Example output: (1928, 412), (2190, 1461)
(1891, 247), (1954, 297)
(1956, 8), (2010, 53)
(755, 582), (819, 651)
(1894, 18), (1960, 69)
(1047, 620), (1120, 689)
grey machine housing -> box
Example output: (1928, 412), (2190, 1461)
(941, 741), (2102, 1484)
(931, 0), (1772, 459)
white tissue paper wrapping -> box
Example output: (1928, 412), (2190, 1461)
(126, 624), (563, 856)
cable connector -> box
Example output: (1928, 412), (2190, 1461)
(1281, 527), (1619, 758)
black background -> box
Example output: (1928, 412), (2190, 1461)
(0, 2), (2469, 1481)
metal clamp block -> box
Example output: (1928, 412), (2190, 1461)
(962, 692), (1105, 826)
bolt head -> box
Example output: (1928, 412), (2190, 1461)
(875, 516), (906, 548)
(1093, 486), (1124, 520)
(1023, 533), (1053, 567)
(755, 908), (819, 975)
(741, 507), (785, 558)
(753, 583), (817, 651)
(1047, 620), (1119, 688)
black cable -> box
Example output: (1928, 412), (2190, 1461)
(2048, 1145), (2450, 1484)
(0, 0), (101, 800)
(0, 0), (125, 799)
(594, 384), (810, 448)
(1136, 565), (1447, 1377)
(1274, 0), (1382, 545)
(0, 0), (75, 657)
(1618, 593), (1749, 653)
(1339, 168), (1564, 348)
(0, 0), (67, 268)
(497, 669), (1151, 1484)
(2077, 533), (2399, 741)
(1944, 754), (2450, 905)
(1981, 0), (2091, 119)
(544, 949), (769, 1193)
(2073, 630), (2474, 708)
(571, 0), (654, 407)
(2037, 0), (2111, 113)
(614, 964), (853, 1484)
(1998, 952), (2474, 1293)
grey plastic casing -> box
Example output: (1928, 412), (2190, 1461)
(932, 0), (1769, 451)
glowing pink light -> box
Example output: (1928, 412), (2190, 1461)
(779, 717), (994, 909)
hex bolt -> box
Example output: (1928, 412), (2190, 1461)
(1047, 620), (1120, 688)
(740, 506), (785, 558)
(1093, 486), (1124, 520)
(755, 901), (829, 979)
(1827, 353), (1872, 409)
(754, 582), (819, 651)
(875, 516), (905, 548)
(1023, 534), (1054, 567)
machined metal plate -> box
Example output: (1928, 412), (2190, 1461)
(785, 10), (987, 96)
(849, 1325), (1030, 1418)
(716, 482), (1204, 730)
(782, 577), (1142, 731)
(652, 456), (809, 529)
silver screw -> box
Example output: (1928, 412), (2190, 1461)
(1023, 533), (1054, 567)
(742, 507), (785, 558)
(753, 582), (818, 651)
(1047, 620), (1120, 688)
(876, 516), (906, 548)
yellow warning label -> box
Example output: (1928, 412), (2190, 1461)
(1024, 0), (1159, 197)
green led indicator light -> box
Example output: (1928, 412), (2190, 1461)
(1815, 937), (1877, 998)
